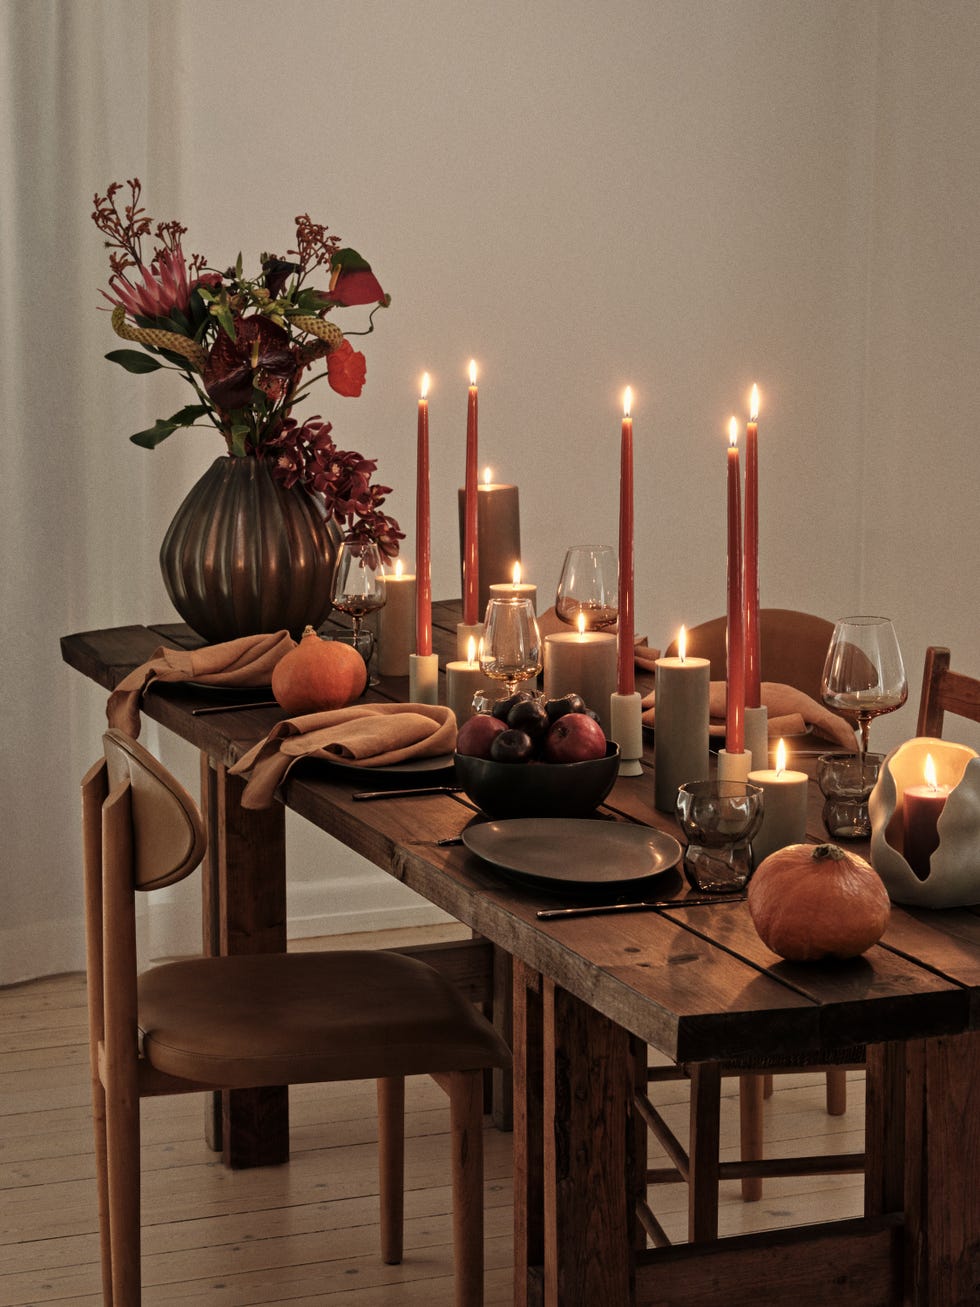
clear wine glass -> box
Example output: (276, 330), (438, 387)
(331, 539), (387, 652)
(479, 597), (542, 699)
(821, 616), (908, 754)
(555, 545), (618, 630)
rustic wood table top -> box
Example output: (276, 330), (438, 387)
(61, 605), (980, 1066)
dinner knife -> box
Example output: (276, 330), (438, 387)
(536, 893), (745, 920)
(352, 785), (463, 801)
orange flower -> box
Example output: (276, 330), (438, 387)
(326, 340), (367, 397)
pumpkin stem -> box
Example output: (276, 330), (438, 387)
(301, 625), (318, 638)
(812, 843), (847, 862)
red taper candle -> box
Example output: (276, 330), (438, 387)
(744, 383), (761, 708)
(617, 387), (635, 695)
(463, 359), (479, 625)
(726, 417), (745, 754)
(415, 373), (432, 657)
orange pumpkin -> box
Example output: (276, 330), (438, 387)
(747, 842), (891, 962)
(271, 626), (367, 713)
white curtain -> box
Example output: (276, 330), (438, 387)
(4, 0), (980, 985)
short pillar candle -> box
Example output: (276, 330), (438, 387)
(653, 631), (710, 813)
(377, 559), (416, 677)
(446, 637), (495, 724)
(748, 739), (808, 864)
(544, 619), (617, 734)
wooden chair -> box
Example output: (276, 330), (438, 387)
(82, 728), (511, 1307)
(917, 646), (980, 735)
(660, 609), (855, 1203)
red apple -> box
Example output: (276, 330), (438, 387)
(542, 712), (608, 763)
(456, 712), (508, 759)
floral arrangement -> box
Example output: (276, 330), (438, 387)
(92, 179), (402, 556)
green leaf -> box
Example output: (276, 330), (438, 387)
(130, 420), (180, 449)
(105, 349), (164, 374)
(129, 405), (210, 450)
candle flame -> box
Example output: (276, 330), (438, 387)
(467, 635), (477, 665)
(420, 372), (429, 400)
(623, 386), (632, 419)
(577, 611), (586, 636)
(477, 636), (485, 662)
(512, 561), (522, 585)
(728, 415), (739, 448)
(749, 383), (759, 422)
(776, 738), (787, 777)
(483, 466), (492, 486)
(678, 625), (687, 662)
(925, 753), (938, 790)
(469, 359), (477, 386)
(394, 558), (404, 579)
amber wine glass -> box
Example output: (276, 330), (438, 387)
(555, 545), (618, 630)
(821, 616), (908, 754)
(479, 597), (542, 699)
(331, 541), (387, 645)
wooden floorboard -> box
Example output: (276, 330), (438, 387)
(1, 927), (867, 1305)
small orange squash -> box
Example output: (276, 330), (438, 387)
(747, 842), (891, 962)
(272, 626), (367, 714)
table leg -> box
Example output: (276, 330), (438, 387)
(542, 979), (634, 1306)
(513, 960), (544, 1307)
(902, 1032), (980, 1307)
(200, 755), (289, 1169)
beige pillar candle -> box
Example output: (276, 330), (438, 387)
(488, 561), (537, 613)
(654, 634), (710, 813)
(377, 559), (416, 677)
(748, 739), (809, 864)
(408, 652), (439, 706)
(446, 637), (495, 724)
(543, 620), (617, 734)
(458, 470), (521, 618)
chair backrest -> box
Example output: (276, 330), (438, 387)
(916, 647), (980, 737)
(102, 729), (206, 890)
(663, 609), (836, 706)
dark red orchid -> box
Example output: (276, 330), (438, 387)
(326, 340), (367, 397)
(203, 317), (298, 412)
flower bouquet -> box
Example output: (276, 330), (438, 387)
(92, 178), (401, 556)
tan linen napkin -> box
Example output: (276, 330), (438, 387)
(228, 703), (458, 809)
(641, 680), (857, 751)
(106, 630), (295, 737)
(535, 605), (660, 671)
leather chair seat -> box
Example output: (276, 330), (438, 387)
(138, 949), (510, 1087)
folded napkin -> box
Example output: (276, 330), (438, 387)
(641, 680), (857, 751)
(535, 605), (660, 671)
(229, 703), (458, 809)
(106, 630), (295, 738)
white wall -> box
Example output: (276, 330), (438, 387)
(3, 0), (979, 982)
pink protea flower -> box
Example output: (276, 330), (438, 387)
(101, 246), (195, 322)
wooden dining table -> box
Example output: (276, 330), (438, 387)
(62, 603), (980, 1307)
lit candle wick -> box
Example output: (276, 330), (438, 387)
(467, 635), (477, 667)
(394, 558), (404, 579)
(775, 738), (787, 779)
(420, 371), (429, 401)
(469, 358), (477, 386)
(678, 624), (687, 664)
(729, 415), (739, 448)
(483, 466), (492, 486)
(623, 386), (632, 419)
(513, 561), (522, 585)
(750, 383), (759, 423)
(577, 611), (586, 636)
(925, 753), (938, 792)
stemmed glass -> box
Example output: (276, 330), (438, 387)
(555, 546), (618, 630)
(479, 597), (542, 699)
(331, 541), (387, 682)
(821, 616), (908, 754)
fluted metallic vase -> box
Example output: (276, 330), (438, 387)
(160, 456), (342, 643)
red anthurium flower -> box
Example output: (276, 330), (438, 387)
(326, 340), (367, 397)
(325, 266), (387, 307)
(203, 317), (297, 412)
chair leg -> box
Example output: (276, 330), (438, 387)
(377, 1076), (405, 1265)
(739, 1073), (765, 1202)
(104, 1082), (141, 1307)
(91, 1075), (114, 1306)
(444, 1070), (486, 1307)
(688, 1062), (721, 1242)
(826, 1067), (847, 1116)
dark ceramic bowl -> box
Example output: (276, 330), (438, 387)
(454, 742), (621, 819)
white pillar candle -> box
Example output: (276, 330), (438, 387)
(653, 631), (710, 813)
(488, 561), (537, 613)
(458, 470), (521, 617)
(744, 704), (769, 773)
(543, 621), (617, 734)
(446, 637), (496, 724)
(408, 652), (440, 706)
(377, 560), (416, 677)
(748, 739), (809, 864)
